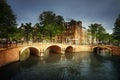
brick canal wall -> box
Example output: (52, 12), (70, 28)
(0, 47), (21, 67)
(111, 46), (120, 56)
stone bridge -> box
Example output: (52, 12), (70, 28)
(92, 45), (120, 56)
(0, 43), (91, 67)
(19, 43), (76, 61)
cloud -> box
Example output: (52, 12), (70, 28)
(7, 0), (120, 33)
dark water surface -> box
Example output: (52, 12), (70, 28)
(0, 52), (120, 80)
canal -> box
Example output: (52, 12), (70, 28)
(0, 52), (120, 80)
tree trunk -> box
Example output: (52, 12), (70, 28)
(50, 34), (52, 42)
(92, 37), (94, 45)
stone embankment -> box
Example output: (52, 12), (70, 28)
(0, 47), (22, 67)
(111, 46), (120, 56)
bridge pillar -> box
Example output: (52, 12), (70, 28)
(40, 52), (44, 56)
(40, 49), (44, 57)
(61, 48), (65, 54)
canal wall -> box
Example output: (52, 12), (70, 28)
(111, 46), (120, 56)
(0, 47), (20, 67)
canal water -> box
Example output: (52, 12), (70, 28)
(0, 52), (120, 80)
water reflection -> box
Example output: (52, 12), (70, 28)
(0, 52), (120, 80)
(65, 52), (74, 60)
(20, 55), (40, 68)
(93, 47), (112, 57)
(45, 53), (61, 63)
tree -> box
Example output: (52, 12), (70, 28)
(88, 24), (99, 44)
(39, 11), (65, 41)
(88, 23), (106, 44)
(96, 26), (106, 42)
(20, 23), (32, 42)
(31, 23), (42, 42)
(113, 14), (120, 44)
(104, 33), (112, 44)
(0, 0), (17, 39)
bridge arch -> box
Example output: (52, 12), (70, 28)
(20, 46), (40, 61)
(44, 45), (61, 54)
(65, 46), (74, 53)
(92, 46), (112, 56)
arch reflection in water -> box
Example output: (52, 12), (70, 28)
(93, 47), (112, 57)
(65, 52), (74, 60)
(65, 46), (74, 53)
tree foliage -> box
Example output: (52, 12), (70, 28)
(0, 0), (17, 38)
(39, 11), (65, 41)
(113, 14), (120, 42)
(32, 23), (42, 41)
(19, 23), (32, 42)
(88, 23), (107, 44)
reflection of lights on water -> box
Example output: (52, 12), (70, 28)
(43, 61), (46, 64)
(60, 54), (66, 61)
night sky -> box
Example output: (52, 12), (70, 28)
(7, 0), (120, 33)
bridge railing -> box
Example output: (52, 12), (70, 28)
(0, 40), (92, 51)
(0, 41), (74, 50)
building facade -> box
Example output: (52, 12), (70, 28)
(53, 20), (88, 45)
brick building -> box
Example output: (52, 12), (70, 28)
(53, 19), (88, 45)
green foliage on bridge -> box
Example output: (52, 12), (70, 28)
(20, 48), (30, 61)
